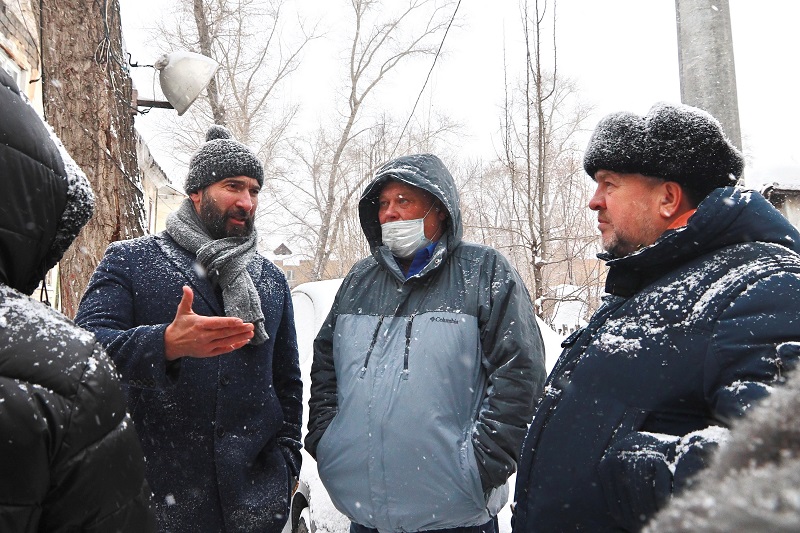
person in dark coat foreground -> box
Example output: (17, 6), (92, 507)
(307, 154), (546, 533)
(646, 345), (800, 533)
(0, 69), (155, 531)
(512, 102), (800, 532)
(76, 126), (302, 532)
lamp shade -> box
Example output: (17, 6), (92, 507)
(154, 52), (219, 116)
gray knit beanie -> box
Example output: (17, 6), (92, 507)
(583, 102), (744, 199)
(184, 125), (264, 194)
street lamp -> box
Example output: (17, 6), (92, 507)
(133, 51), (219, 115)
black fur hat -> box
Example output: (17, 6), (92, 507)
(184, 125), (264, 194)
(583, 102), (744, 198)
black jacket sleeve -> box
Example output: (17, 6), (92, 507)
(473, 253), (547, 491)
(599, 273), (800, 530)
(305, 298), (341, 459)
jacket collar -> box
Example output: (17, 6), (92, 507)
(600, 187), (800, 297)
(375, 236), (450, 284)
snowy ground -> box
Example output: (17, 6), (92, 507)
(291, 279), (564, 533)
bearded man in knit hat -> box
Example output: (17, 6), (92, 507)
(76, 125), (302, 533)
(512, 102), (800, 532)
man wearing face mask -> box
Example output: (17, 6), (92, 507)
(306, 153), (546, 533)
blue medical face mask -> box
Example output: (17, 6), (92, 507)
(380, 203), (436, 259)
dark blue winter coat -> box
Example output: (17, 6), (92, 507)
(513, 187), (800, 532)
(76, 233), (302, 533)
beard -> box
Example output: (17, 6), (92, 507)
(600, 212), (657, 257)
(601, 232), (627, 257)
(198, 193), (254, 239)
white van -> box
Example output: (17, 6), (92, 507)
(285, 279), (349, 533)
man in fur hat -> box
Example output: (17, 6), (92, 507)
(76, 126), (302, 533)
(512, 102), (800, 532)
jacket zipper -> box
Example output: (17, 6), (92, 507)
(357, 312), (418, 380)
(359, 315), (386, 378)
(401, 313), (417, 380)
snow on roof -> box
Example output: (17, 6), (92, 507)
(763, 181), (800, 192)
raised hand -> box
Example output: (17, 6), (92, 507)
(164, 286), (255, 360)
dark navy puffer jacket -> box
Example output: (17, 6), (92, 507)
(646, 352), (800, 532)
(0, 289), (156, 532)
(513, 187), (800, 532)
(0, 69), (155, 531)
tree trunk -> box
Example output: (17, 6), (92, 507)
(41, 0), (145, 317)
(193, 0), (226, 125)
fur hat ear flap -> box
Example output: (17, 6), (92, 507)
(184, 125), (264, 194)
(583, 102), (744, 199)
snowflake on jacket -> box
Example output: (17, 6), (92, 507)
(646, 345), (800, 532)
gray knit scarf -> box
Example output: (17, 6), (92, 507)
(165, 199), (267, 345)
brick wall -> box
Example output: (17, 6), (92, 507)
(0, 0), (40, 91)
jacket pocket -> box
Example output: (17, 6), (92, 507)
(603, 407), (649, 453)
(314, 411), (338, 465)
(458, 429), (488, 511)
(597, 407), (666, 530)
(595, 405), (651, 476)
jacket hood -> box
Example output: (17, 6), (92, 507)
(359, 153), (463, 256)
(0, 70), (94, 295)
(602, 186), (800, 295)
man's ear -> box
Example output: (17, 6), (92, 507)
(659, 181), (687, 219)
(189, 190), (203, 212)
(435, 201), (447, 221)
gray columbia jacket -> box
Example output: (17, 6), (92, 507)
(306, 153), (546, 531)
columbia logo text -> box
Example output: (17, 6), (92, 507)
(430, 316), (459, 324)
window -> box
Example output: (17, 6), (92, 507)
(0, 48), (26, 89)
(285, 269), (294, 281)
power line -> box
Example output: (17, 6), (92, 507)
(392, 0), (462, 158)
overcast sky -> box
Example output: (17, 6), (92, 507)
(121, 0), (799, 189)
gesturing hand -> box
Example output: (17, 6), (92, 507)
(164, 286), (255, 360)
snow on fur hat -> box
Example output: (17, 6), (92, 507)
(184, 125), (264, 194)
(583, 102), (744, 198)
